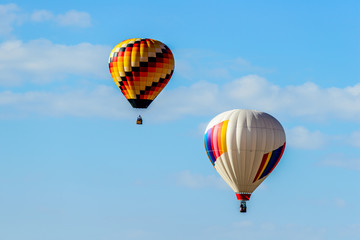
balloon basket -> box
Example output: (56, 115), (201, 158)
(136, 115), (143, 125)
(240, 201), (247, 213)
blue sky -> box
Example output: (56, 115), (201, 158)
(0, 1), (359, 239)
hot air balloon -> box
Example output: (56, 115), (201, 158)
(108, 38), (175, 124)
(204, 109), (286, 212)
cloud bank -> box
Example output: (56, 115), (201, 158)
(151, 75), (360, 122)
(0, 39), (110, 85)
(0, 85), (131, 119)
(1, 74), (360, 124)
(0, 3), (23, 36)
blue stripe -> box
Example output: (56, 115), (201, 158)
(259, 145), (284, 179)
(204, 128), (216, 165)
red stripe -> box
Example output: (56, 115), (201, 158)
(212, 122), (222, 159)
(253, 153), (268, 182)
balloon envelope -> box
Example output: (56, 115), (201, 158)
(204, 109), (286, 201)
(108, 38), (175, 108)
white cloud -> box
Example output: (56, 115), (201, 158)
(0, 39), (110, 85)
(31, 9), (91, 27)
(149, 75), (360, 123)
(230, 57), (275, 73)
(319, 155), (360, 171)
(149, 81), (222, 121)
(1, 70), (360, 125)
(0, 4), (23, 36)
(0, 4), (91, 37)
(56, 10), (91, 27)
(334, 198), (346, 208)
(349, 130), (360, 148)
(285, 127), (360, 150)
(173, 50), (272, 82)
(0, 85), (131, 119)
(31, 10), (54, 22)
(286, 126), (326, 149)
(176, 170), (228, 190)
(310, 197), (348, 209)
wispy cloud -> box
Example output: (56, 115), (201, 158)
(286, 126), (360, 150)
(31, 9), (91, 28)
(173, 49), (272, 82)
(0, 4), (23, 37)
(349, 130), (360, 148)
(286, 126), (326, 149)
(229, 57), (275, 73)
(0, 4), (91, 38)
(319, 153), (360, 171)
(334, 198), (346, 208)
(56, 10), (91, 27)
(0, 85), (131, 119)
(30, 10), (53, 22)
(175, 170), (228, 190)
(0, 39), (110, 85)
(149, 81), (222, 121)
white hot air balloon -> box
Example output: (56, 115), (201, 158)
(204, 109), (286, 212)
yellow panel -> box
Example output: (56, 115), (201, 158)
(256, 152), (273, 182)
(221, 120), (228, 153)
(109, 38), (174, 103)
(148, 40), (157, 95)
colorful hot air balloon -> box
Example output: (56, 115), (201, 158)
(204, 109), (286, 212)
(108, 38), (175, 124)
